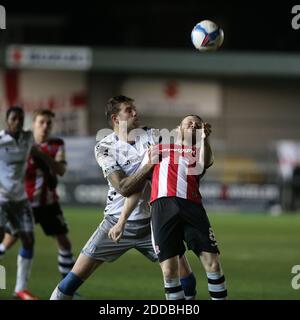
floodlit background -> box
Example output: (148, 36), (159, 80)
(0, 0), (300, 299)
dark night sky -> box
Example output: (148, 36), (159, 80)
(1, 0), (300, 52)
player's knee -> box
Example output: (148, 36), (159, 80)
(161, 260), (179, 279)
(200, 252), (220, 273)
(204, 259), (220, 273)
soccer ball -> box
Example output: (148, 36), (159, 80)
(191, 20), (224, 51)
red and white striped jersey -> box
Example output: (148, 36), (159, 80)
(150, 144), (205, 204)
(25, 138), (65, 207)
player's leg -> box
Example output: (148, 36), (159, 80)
(0, 204), (7, 258)
(0, 228), (4, 259)
(0, 232), (19, 258)
(51, 204), (76, 278)
(135, 226), (192, 299)
(51, 215), (133, 299)
(151, 198), (186, 300)
(159, 256), (185, 300)
(0, 203), (18, 257)
(199, 252), (227, 300)
(180, 198), (227, 300)
(50, 253), (103, 300)
(179, 254), (197, 300)
(55, 234), (76, 278)
(0, 227), (4, 258)
(11, 200), (38, 299)
(15, 230), (38, 299)
(35, 203), (76, 278)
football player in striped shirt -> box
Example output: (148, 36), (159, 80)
(50, 96), (197, 300)
(109, 115), (227, 300)
(1, 109), (76, 281)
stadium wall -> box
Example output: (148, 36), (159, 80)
(1, 46), (300, 211)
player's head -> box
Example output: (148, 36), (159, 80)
(32, 109), (55, 140)
(179, 115), (203, 144)
(106, 95), (139, 131)
(6, 106), (24, 135)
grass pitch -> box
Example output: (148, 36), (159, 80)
(0, 207), (300, 300)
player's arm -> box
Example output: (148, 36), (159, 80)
(203, 122), (214, 169)
(107, 163), (153, 197)
(96, 141), (155, 197)
(54, 141), (67, 176)
(204, 139), (214, 168)
(107, 146), (156, 197)
(30, 145), (66, 176)
(108, 191), (142, 243)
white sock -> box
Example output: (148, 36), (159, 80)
(164, 278), (185, 300)
(207, 271), (227, 300)
(14, 254), (33, 292)
(50, 286), (73, 300)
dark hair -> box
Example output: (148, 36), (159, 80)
(32, 109), (55, 121)
(105, 95), (134, 127)
(6, 106), (24, 120)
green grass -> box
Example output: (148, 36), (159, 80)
(1, 207), (300, 300)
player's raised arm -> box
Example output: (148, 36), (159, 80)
(53, 140), (67, 176)
(203, 122), (214, 169)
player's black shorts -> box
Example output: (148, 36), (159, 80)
(33, 202), (69, 236)
(151, 196), (220, 262)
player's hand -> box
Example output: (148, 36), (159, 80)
(203, 122), (212, 138)
(108, 223), (125, 243)
(147, 145), (161, 165)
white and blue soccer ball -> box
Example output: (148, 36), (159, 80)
(191, 20), (224, 51)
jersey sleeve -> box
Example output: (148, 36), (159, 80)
(95, 141), (122, 178)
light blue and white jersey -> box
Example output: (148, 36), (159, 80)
(0, 130), (33, 202)
(95, 127), (156, 221)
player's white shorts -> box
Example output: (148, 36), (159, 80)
(82, 214), (158, 262)
(0, 200), (34, 234)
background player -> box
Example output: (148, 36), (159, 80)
(0, 109), (76, 280)
(0, 106), (55, 300)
